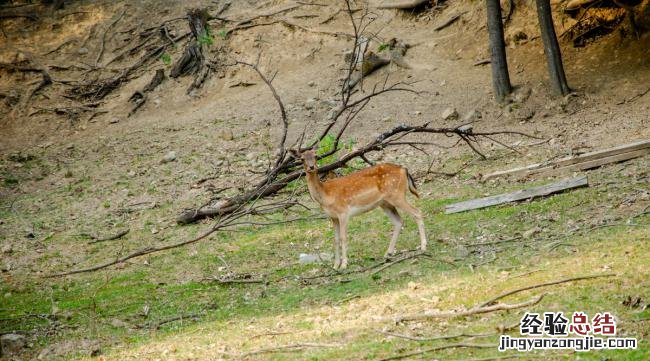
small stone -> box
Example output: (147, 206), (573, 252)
(245, 152), (257, 161)
(307, 81), (316, 87)
(462, 110), (482, 122)
(161, 151), (176, 163)
(109, 318), (130, 329)
(219, 129), (234, 141)
(304, 98), (318, 110)
(413, 110), (422, 116)
(127, 171), (136, 177)
(441, 107), (458, 120)
(299, 253), (332, 264)
(77, 47), (89, 55)
(1, 333), (26, 356)
(523, 227), (541, 239)
(108, 117), (119, 124)
(1, 244), (12, 254)
(513, 87), (532, 103)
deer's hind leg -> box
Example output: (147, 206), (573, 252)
(387, 196), (428, 252)
(381, 202), (403, 257)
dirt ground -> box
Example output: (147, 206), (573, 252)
(0, 0), (649, 360)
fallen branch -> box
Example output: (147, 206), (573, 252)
(150, 312), (203, 329)
(370, 250), (428, 275)
(224, 342), (341, 358)
(45, 199), (302, 277)
(378, 343), (493, 361)
(378, 330), (494, 341)
(434, 12), (465, 31)
(95, 9), (126, 67)
(376, 0), (430, 10)
(87, 229), (130, 244)
(478, 273), (616, 307)
(386, 294), (545, 323)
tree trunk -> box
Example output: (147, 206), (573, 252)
(535, 0), (570, 96)
(486, 0), (512, 103)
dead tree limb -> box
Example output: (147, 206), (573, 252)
(478, 273), (615, 307)
(87, 229), (130, 244)
(237, 60), (289, 167)
(386, 294), (545, 323)
(45, 199), (302, 277)
(376, 0), (430, 10)
(378, 343), (493, 361)
(95, 9), (126, 67)
(176, 0), (540, 225)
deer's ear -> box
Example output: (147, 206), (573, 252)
(288, 149), (300, 158)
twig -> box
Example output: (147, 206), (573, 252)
(370, 250), (426, 275)
(387, 294), (545, 323)
(462, 236), (521, 247)
(478, 273), (615, 307)
(434, 12), (466, 31)
(150, 313), (202, 329)
(95, 9), (126, 67)
(616, 86), (650, 105)
(226, 343), (341, 358)
(237, 60), (288, 167)
(378, 343), (493, 361)
(378, 330), (494, 341)
(87, 229), (130, 244)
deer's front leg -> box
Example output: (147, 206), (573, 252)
(338, 216), (349, 269)
(331, 218), (341, 269)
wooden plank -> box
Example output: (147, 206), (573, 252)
(541, 148), (650, 177)
(482, 139), (650, 180)
(445, 176), (588, 214)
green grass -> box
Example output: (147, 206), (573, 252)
(0, 157), (648, 360)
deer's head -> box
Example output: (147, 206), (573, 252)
(290, 148), (318, 172)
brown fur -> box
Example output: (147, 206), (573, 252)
(291, 149), (428, 269)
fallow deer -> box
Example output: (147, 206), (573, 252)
(290, 148), (428, 269)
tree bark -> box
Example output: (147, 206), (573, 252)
(535, 0), (570, 96)
(486, 0), (512, 103)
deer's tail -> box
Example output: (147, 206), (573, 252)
(406, 169), (420, 199)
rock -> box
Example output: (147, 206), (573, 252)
(1, 244), (12, 254)
(304, 97), (318, 110)
(109, 318), (130, 329)
(462, 110), (482, 122)
(161, 151), (176, 163)
(1, 333), (26, 356)
(512, 87), (532, 103)
(441, 107), (458, 120)
(127, 171), (136, 177)
(218, 129), (234, 141)
(77, 47), (89, 55)
(299, 253), (333, 264)
(522, 227), (541, 239)
(307, 80), (316, 87)
(108, 117), (119, 124)
(245, 152), (257, 161)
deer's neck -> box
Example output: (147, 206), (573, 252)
(304, 167), (327, 205)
